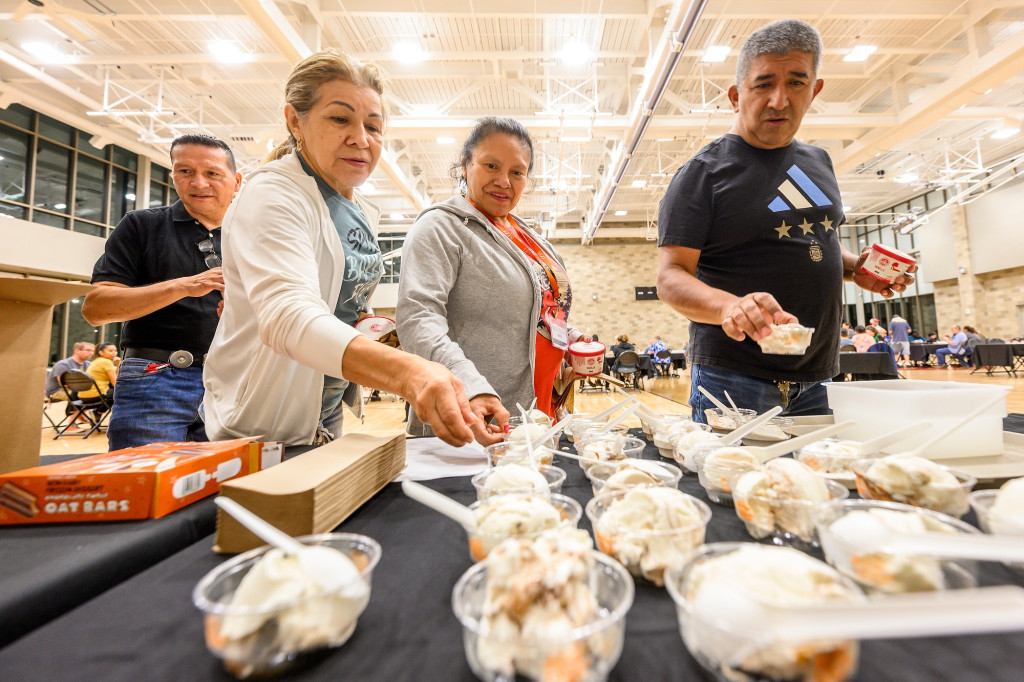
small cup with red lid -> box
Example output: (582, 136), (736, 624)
(859, 243), (916, 284)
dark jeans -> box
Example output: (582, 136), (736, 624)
(689, 364), (832, 423)
(107, 358), (207, 450)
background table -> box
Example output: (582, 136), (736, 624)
(3, 431), (1023, 681)
(972, 344), (1018, 376)
(837, 351), (900, 380)
(909, 343), (946, 365)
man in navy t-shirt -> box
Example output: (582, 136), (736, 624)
(656, 19), (916, 421)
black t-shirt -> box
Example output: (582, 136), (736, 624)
(658, 134), (845, 382)
(91, 201), (221, 354)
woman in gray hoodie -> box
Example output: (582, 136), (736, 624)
(398, 117), (583, 444)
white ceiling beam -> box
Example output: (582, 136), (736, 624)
(234, 0), (312, 63)
(377, 147), (430, 213)
(831, 26), (1024, 175)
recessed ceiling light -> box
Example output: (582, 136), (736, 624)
(842, 205), (852, 213)
(393, 42), (427, 64)
(361, 183), (378, 195)
(630, 179), (647, 188)
(702, 46), (730, 63)
(843, 45), (877, 62)
(54, 203), (67, 210)
(614, 210), (627, 216)
(893, 173), (918, 184)
(207, 40), (251, 64)
(436, 136), (455, 144)
(991, 128), (1018, 139)
(558, 39), (593, 66)
(389, 213), (405, 221)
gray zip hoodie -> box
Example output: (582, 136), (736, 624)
(397, 196), (574, 435)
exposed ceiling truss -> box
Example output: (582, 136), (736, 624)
(1, 0), (1023, 242)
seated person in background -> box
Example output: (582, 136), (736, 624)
(838, 328), (855, 348)
(936, 324), (970, 367)
(610, 334), (635, 359)
(645, 335), (669, 361)
(77, 342), (118, 404)
(852, 325), (874, 352)
(909, 329), (925, 342)
(869, 318), (887, 341)
(926, 331), (940, 343)
(963, 325), (986, 350)
(45, 341), (94, 399)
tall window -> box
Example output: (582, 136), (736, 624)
(377, 231), (405, 284)
(0, 103), (173, 361)
(0, 103), (158, 237)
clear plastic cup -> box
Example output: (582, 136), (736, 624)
(452, 548), (634, 682)
(665, 543), (861, 682)
(463, 493), (582, 562)
(703, 408), (756, 432)
(192, 533), (381, 679)
(588, 460), (683, 496)
(471, 464), (566, 501)
(850, 457), (975, 517)
(575, 434), (645, 477)
(693, 444), (761, 506)
(485, 441), (553, 468)
(733, 474), (850, 549)
(814, 499), (980, 594)
(586, 486), (711, 586)
(968, 489), (1024, 577)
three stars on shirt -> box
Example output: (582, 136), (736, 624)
(775, 214), (834, 239)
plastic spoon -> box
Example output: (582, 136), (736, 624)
(401, 480), (477, 529)
(590, 396), (636, 422)
(516, 403), (534, 423)
(718, 406), (784, 445)
(903, 393), (1006, 458)
(829, 511), (1024, 562)
(702, 584), (1024, 645)
(538, 415), (572, 445)
(741, 420), (857, 463)
(598, 403), (640, 433)
(698, 386), (732, 415)
(856, 421), (932, 454)
(613, 388), (657, 417)
(214, 497), (361, 592)
(723, 390), (742, 418)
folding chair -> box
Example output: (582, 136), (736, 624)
(612, 351), (643, 391)
(655, 349), (674, 377)
(42, 394), (73, 432)
(54, 370), (113, 439)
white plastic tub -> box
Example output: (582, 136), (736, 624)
(825, 380), (1008, 458)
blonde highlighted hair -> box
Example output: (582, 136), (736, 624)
(266, 49), (388, 163)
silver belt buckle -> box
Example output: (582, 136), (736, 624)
(169, 350), (194, 368)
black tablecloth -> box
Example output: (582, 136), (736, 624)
(0, 497), (218, 647)
(837, 351), (899, 380)
(669, 351), (687, 371)
(972, 344), (1017, 375)
(4, 432), (1023, 681)
(909, 343), (946, 365)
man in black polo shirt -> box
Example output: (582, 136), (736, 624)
(656, 19), (915, 421)
(83, 134), (241, 449)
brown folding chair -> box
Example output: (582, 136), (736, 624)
(54, 370), (113, 439)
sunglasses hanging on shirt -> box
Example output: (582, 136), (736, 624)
(196, 238), (222, 269)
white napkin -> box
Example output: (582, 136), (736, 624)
(397, 437), (489, 482)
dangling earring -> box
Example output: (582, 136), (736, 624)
(295, 137), (304, 153)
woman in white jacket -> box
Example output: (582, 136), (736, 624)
(203, 50), (476, 446)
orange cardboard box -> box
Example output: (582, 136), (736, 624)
(0, 438), (282, 525)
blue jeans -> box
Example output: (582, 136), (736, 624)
(107, 358), (207, 450)
(689, 364), (832, 423)
(935, 347), (970, 367)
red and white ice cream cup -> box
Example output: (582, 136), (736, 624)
(354, 316), (396, 341)
(568, 340), (606, 376)
(859, 243), (916, 284)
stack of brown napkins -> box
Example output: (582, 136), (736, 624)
(214, 432), (405, 553)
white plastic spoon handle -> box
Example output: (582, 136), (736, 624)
(859, 421), (931, 453)
(553, 450), (609, 466)
(719, 406), (784, 445)
(880, 531), (1024, 563)
(516, 403), (533, 423)
(591, 397), (635, 422)
(599, 403), (640, 433)
(769, 586), (1024, 642)
(401, 480), (477, 529)
(539, 415), (572, 444)
(215, 496), (306, 555)
(698, 386), (731, 414)
(614, 388), (658, 416)
(907, 392), (1006, 458)
(753, 420), (857, 461)
(723, 390), (741, 417)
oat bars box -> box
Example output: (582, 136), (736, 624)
(0, 438), (282, 524)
